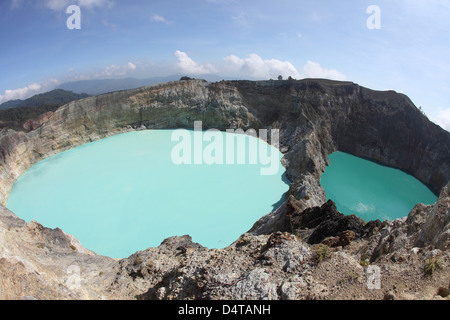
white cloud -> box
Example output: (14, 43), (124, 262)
(150, 14), (170, 24)
(231, 12), (249, 26)
(9, 0), (24, 9)
(0, 79), (59, 104)
(0, 61), (138, 104)
(173, 51), (346, 81)
(45, 0), (70, 10)
(45, 0), (112, 11)
(0, 83), (41, 103)
(78, 0), (112, 9)
(0, 53), (346, 104)
(223, 53), (301, 79)
(90, 61), (138, 78)
(430, 108), (450, 132)
(301, 61), (347, 81)
(57, 61), (141, 83)
(174, 51), (216, 75)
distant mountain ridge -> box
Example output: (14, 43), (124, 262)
(0, 89), (89, 110)
(56, 76), (176, 96)
(0, 89), (89, 130)
(56, 75), (231, 95)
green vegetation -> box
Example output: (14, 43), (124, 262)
(360, 251), (371, 268)
(314, 244), (330, 264)
(0, 104), (58, 123)
(0, 89), (89, 110)
(134, 256), (143, 266)
(346, 270), (360, 283)
(423, 255), (442, 277)
(337, 270), (361, 285)
(0, 89), (89, 129)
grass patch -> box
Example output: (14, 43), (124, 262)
(314, 244), (330, 264)
(423, 255), (442, 277)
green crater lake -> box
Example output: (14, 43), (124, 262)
(320, 152), (438, 222)
(6, 130), (289, 259)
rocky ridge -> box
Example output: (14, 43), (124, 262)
(0, 79), (448, 300)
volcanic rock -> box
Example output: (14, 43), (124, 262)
(0, 79), (448, 300)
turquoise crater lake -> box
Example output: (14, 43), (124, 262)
(320, 152), (438, 222)
(6, 130), (289, 258)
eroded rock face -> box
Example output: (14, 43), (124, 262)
(250, 196), (382, 246)
(369, 183), (450, 262)
(0, 79), (448, 300)
(415, 184), (450, 250)
(22, 112), (54, 131)
(0, 205), (118, 300)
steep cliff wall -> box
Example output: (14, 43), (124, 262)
(228, 80), (449, 195)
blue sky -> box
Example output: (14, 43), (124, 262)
(0, 0), (449, 131)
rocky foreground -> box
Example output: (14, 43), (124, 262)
(0, 79), (448, 300)
(0, 185), (448, 300)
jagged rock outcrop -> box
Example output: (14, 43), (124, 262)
(415, 183), (450, 250)
(0, 205), (118, 300)
(289, 199), (382, 245)
(248, 196), (382, 244)
(370, 182), (450, 262)
(1, 182), (449, 300)
(0, 79), (449, 300)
